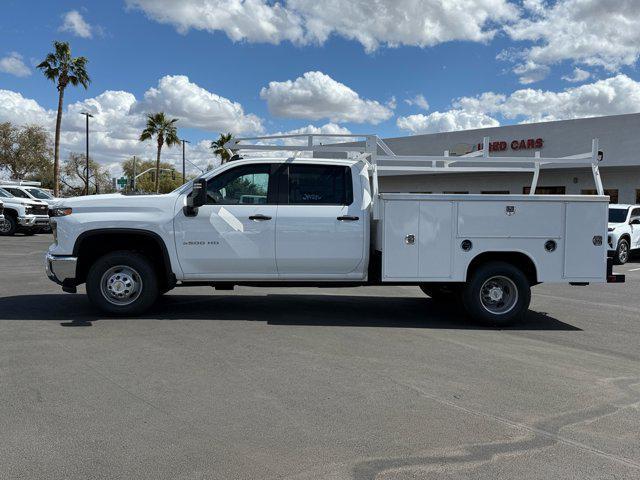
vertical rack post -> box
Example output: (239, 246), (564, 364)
(530, 151), (540, 195)
(590, 138), (604, 195)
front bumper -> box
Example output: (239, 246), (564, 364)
(19, 215), (50, 228)
(45, 253), (78, 286)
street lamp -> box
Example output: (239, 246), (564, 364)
(181, 139), (190, 182)
(80, 112), (93, 194)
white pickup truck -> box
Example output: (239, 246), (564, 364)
(45, 134), (624, 326)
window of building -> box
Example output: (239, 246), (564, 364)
(636, 189), (640, 204)
(206, 164), (271, 205)
(288, 165), (353, 205)
(443, 191), (469, 194)
(581, 189), (619, 204)
(522, 186), (566, 195)
(482, 190), (510, 194)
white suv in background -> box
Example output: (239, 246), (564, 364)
(608, 204), (640, 264)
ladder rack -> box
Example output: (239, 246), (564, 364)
(225, 133), (605, 218)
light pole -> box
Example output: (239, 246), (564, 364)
(181, 139), (190, 183)
(80, 112), (93, 194)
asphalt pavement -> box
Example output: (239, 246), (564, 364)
(1, 234), (639, 479)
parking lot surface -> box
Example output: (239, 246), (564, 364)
(1, 234), (639, 479)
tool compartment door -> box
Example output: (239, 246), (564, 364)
(383, 200), (419, 279)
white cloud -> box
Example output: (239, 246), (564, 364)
(512, 60), (550, 85)
(562, 67), (591, 83)
(126, 0), (518, 52)
(260, 71), (393, 124)
(135, 75), (264, 134)
(404, 94), (429, 110)
(397, 110), (499, 134)
(397, 74), (640, 134)
(0, 52), (31, 77)
(0, 76), (265, 176)
(59, 10), (93, 38)
(504, 0), (640, 83)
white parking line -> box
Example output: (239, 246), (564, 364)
(629, 267), (640, 272)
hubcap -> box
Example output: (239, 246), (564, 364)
(0, 219), (10, 233)
(100, 265), (142, 306)
(479, 275), (518, 315)
(619, 243), (628, 262)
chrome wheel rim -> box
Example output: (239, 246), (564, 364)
(100, 265), (143, 306)
(619, 243), (629, 263)
(0, 219), (10, 233)
(479, 275), (518, 315)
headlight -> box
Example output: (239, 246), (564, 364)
(49, 207), (73, 217)
(24, 205), (33, 215)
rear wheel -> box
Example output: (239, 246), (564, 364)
(0, 214), (17, 236)
(462, 262), (531, 327)
(614, 238), (630, 265)
(86, 251), (159, 316)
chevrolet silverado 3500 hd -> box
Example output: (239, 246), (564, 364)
(45, 134), (624, 326)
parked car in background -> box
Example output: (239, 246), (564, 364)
(0, 198), (4, 224)
(0, 184), (61, 205)
(608, 204), (640, 264)
(0, 187), (50, 236)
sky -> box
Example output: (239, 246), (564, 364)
(2, 0), (640, 177)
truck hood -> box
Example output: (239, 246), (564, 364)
(58, 193), (179, 213)
(608, 222), (624, 229)
(1, 196), (48, 206)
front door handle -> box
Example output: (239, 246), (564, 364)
(337, 215), (359, 221)
(249, 214), (272, 221)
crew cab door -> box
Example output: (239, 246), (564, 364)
(174, 163), (278, 279)
(275, 163), (366, 278)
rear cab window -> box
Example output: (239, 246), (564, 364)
(287, 164), (353, 205)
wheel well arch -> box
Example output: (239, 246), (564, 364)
(73, 229), (175, 289)
(618, 233), (631, 244)
(2, 207), (18, 217)
(465, 251), (538, 285)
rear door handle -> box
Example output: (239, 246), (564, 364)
(249, 214), (272, 221)
(337, 215), (359, 221)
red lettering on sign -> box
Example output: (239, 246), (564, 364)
(535, 138), (543, 148)
(511, 140), (520, 150)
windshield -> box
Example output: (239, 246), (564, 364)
(0, 188), (12, 198)
(25, 188), (53, 199)
(608, 208), (629, 223)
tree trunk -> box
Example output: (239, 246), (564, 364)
(53, 87), (65, 197)
(155, 140), (162, 193)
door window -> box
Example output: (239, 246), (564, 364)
(4, 188), (29, 198)
(287, 165), (353, 205)
(206, 164), (272, 205)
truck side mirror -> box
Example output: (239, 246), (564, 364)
(184, 179), (207, 216)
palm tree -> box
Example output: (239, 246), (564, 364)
(211, 132), (234, 164)
(37, 41), (90, 197)
(139, 112), (180, 193)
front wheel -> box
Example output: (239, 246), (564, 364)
(614, 239), (630, 265)
(0, 215), (17, 236)
(461, 262), (531, 327)
(86, 251), (159, 316)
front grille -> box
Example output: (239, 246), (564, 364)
(31, 204), (48, 215)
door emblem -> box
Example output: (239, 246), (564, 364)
(506, 206), (516, 216)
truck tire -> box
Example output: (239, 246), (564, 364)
(0, 214), (17, 236)
(614, 238), (630, 265)
(86, 251), (159, 316)
(420, 284), (461, 302)
(461, 261), (531, 327)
